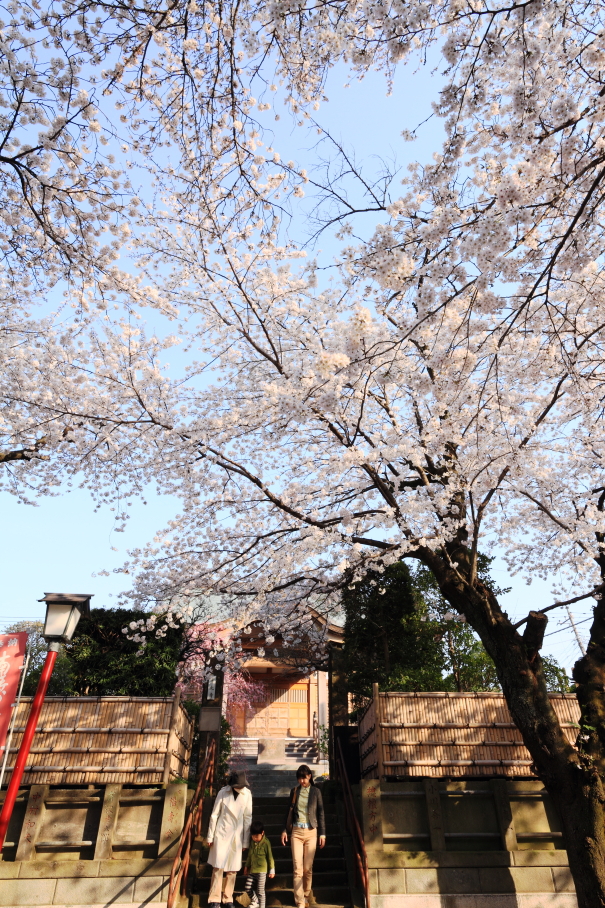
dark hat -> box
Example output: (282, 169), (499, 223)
(228, 770), (249, 789)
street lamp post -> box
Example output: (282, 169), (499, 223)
(0, 593), (92, 851)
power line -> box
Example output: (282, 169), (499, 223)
(544, 615), (592, 638)
(0, 619), (42, 624)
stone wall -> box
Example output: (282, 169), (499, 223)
(0, 783), (189, 908)
(360, 779), (578, 908)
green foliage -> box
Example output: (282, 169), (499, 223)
(442, 623), (501, 692)
(542, 658), (573, 693)
(182, 699), (202, 721)
(64, 608), (182, 696)
(412, 560), (571, 692)
(317, 723), (330, 757)
(218, 715), (232, 783)
(341, 561), (448, 709)
(342, 558), (571, 701)
(182, 699), (202, 781)
(410, 561), (504, 691)
(5, 621), (75, 695)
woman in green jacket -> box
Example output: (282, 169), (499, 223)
(243, 820), (275, 908)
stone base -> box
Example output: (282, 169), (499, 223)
(4, 904), (167, 908)
(373, 897), (577, 908)
(257, 738), (286, 763)
(0, 871), (169, 906)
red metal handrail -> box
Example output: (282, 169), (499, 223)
(335, 736), (371, 908)
(167, 737), (217, 908)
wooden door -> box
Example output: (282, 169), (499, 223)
(243, 683), (309, 737)
(245, 688), (288, 737)
(230, 706), (247, 736)
(288, 683), (309, 737)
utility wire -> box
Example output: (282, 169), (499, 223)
(544, 615), (592, 638)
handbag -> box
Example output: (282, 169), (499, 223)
(236, 893), (252, 907)
(285, 786), (299, 835)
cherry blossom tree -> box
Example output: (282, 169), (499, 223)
(5, 2), (605, 903)
(107, 4), (605, 905)
(0, 318), (187, 511)
(0, 2), (144, 473)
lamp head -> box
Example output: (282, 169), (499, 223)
(38, 593), (92, 644)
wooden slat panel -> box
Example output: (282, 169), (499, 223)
(376, 692), (580, 779)
(2, 697), (194, 785)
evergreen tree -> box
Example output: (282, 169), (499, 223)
(64, 608), (182, 696)
(342, 559), (571, 706)
(341, 561), (447, 709)
(5, 621), (75, 695)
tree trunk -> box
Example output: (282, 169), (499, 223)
(414, 544), (605, 908)
(550, 774), (605, 908)
(447, 628), (461, 692)
(380, 629), (390, 675)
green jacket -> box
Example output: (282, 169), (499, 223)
(245, 835), (275, 873)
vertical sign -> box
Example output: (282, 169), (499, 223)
(361, 777), (383, 849)
(0, 633), (27, 754)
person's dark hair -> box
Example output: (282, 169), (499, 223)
(296, 764), (314, 784)
(250, 820), (265, 835)
(228, 770), (249, 789)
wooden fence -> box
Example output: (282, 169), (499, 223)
(359, 688), (580, 779)
(1, 695), (194, 785)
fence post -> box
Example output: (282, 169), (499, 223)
(372, 683), (384, 782)
(163, 688), (182, 784)
(492, 779), (518, 851)
(94, 783), (122, 861)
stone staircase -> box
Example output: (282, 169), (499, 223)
(239, 767), (297, 798)
(284, 739), (319, 763)
(226, 766), (329, 799)
(232, 738), (260, 759)
(193, 787), (352, 908)
(232, 739), (320, 764)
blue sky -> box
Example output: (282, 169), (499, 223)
(0, 57), (590, 673)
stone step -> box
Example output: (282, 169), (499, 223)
(243, 767), (328, 781)
(198, 856), (347, 877)
(285, 741), (319, 757)
(193, 899), (348, 908)
(251, 806), (336, 817)
(249, 790), (332, 799)
(270, 858), (346, 873)
(252, 791), (330, 803)
(197, 871), (348, 890)
(251, 812), (336, 821)
(196, 844), (344, 864)
(196, 886), (351, 908)
(233, 738), (260, 757)
(249, 801), (337, 813)
(257, 827), (340, 840)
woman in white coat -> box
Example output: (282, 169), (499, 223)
(207, 771), (253, 908)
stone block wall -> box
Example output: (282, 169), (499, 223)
(361, 779), (578, 908)
(0, 783), (189, 908)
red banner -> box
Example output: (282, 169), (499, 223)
(0, 633), (27, 754)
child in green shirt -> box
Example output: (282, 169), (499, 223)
(243, 820), (275, 908)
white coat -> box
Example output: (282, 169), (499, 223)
(207, 785), (253, 871)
